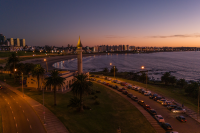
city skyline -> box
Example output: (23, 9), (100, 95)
(1, 0), (200, 47)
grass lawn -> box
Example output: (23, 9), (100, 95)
(20, 83), (156, 133)
(92, 73), (198, 112)
(0, 73), (21, 87)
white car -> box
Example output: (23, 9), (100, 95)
(144, 91), (151, 96)
(171, 107), (186, 113)
(155, 115), (165, 123)
(116, 80), (121, 84)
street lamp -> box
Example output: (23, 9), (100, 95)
(44, 58), (48, 72)
(110, 63), (115, 79)
(141, 66), (148, 91)
(15, 69), (24, 97)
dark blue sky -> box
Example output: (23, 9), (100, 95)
(1, 0), (200, 47)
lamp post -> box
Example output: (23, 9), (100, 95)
(44, 58), (48, 72)
(141, 66), (148, 91)
(15, 69), (24, 97)
(43, 59), (46, 125)
(198, 86), (199, 121)
(110, 63), (115, 79)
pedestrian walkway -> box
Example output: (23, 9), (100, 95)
(0, 81), (69, 133)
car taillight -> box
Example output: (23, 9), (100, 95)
(181, 120), (183, 121)
(185, 120), (187, 121)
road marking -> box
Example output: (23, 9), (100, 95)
(14, 117), (15, 120)
(19, 106), (21, 108)
(10, 106), (11, 109)
(8, 102), (9, 104)
(16, 124), (17, 127)
(27, 118), (29, 122)
(16, 102), (18, 104)
(30, 125), (32, 129)
(23, 110), (24, 113)
(12, 111), (13, 114)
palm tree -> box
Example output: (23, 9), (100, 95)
(45, 69), (65, 106)
(7, 53), (19, 81)
(70, 74), (93, 112)
(32, 64), (45, 89)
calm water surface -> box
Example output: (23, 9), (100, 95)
(53, 51), (200, 81)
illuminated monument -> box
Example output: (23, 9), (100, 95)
(77, 36), (83, 74)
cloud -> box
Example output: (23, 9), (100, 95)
(105, 35), (127, 38)
(147, 33), (200, 38)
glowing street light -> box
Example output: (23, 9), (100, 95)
(110, 63), (115, 79)
(44, 59), (48, 72)
(15, 69), (24, 97)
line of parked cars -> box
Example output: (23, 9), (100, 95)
(92, 75), (185, 132)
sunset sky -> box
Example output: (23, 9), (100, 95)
(1, 0), (200, 47)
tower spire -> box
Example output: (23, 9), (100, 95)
(77, 36), (83, 47)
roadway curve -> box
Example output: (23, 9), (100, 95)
(95, 77), (200, 133)
(0, 85), (46, 133)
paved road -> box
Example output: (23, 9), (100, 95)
(94, 77), (200, 133)
(0, 85), (46, 133)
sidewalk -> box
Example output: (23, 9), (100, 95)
(0, 81), (69, 133)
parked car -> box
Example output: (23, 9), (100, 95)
(97, 80), (101, 83)
(127, 84), (132, 89)
(166, 132), (178, 133)
(144, 91), (151, 96)
(148, 109), (157, 115)
(143, 105), (151, 110)
(131, 86), (136, 90)
(0, 85), (2, 89)
(114, 85), (119, 89)
(131, 96), (138, 101)
(155, 115), (165, 123)
(135, 87), (139, 91)
(107, 78), (112, 81)
(171, 107), (186, 113)
(167, 105), (177, 110)
(161, 122), (173, 130)
(121, 82), (127, 86)
(176, 116), (187, 122)
(118, 87), (126, 92)
(105, 83), (109, 86)
(157, 99), (166, 104)
(139, 89), (145, 93)
(122, 90), (129, 95)
(90, 75), (95, 77)
(96, 75), (100, 78)
(116, 80), (121, 84)
(162, 101), (172, 106)
(149, 93), (158, 99)
(153, 96), (162, 101)
(102, 81), (106, 84)
(127, 93), (133, 98)
(138, 100), (145, 106)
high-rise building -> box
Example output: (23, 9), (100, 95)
(20, 39), (25, 47)
(14, 38), (20, 46)
(0, 34), (6, 44)
(7, 38), (14, 46)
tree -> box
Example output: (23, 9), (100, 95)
(110, 66), (118, 73)
(185, 81), (199, 97)
(103, 67), (109, 73)
(32, 64), (45, 89)
(177, 78), (188, 89)
(7, 53), (19, 81)
(45, 69), (65, 106)
(7, 53), (19, 70)
(70, 74), (93, 112)
(139, 72), (148, 83)
(161, 72), (171, 85)
(169, 76), (177, 85)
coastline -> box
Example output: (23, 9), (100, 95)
(21, 53), (108, 71)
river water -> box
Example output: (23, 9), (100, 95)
(53, 51), (200, 81)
